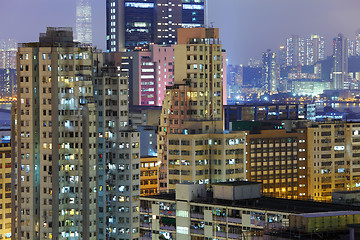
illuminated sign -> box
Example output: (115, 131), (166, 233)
(125, 2), (154, 8)
(182, 4), (204, 10)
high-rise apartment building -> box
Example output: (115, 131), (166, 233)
(157, 28), (240, 192)
(0, 39), (17, 97)
(307, 122), (360, 202)
(93, 52), (141, 240)
(286, 35), (324, 66)
(286, 35), (305, 67)
(106, 0), (205, 52)
(12, 27), (97, 240)
(306, 34), (325, 65)
(121, 44), (175, 106)
(355, 32), (360, 56)
(277, 46), (287, 68)
(262, 49), (277, 92)
(333, 34), (348, 90)
(0, 141), (11, 239)
(348, 39), (356, 57)
(76, 0), (92, 44)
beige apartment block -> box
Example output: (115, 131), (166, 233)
(158, 28), (227, 192)
(12, 28), (97, 240)
(0, 143), (11, 239)
(308, 121), (360, 202)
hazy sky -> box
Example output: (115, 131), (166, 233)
(1, 0), (360, 65)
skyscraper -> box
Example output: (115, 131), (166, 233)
(12, 27), (97, 239)
(355, 32), (360, 56)
(156, 0), (182, 45)
(262, 49), (277, 92)
(76, 0), (92, 44)
(106, 0), (205, 52)
(306, 34), (325, 65)
(348, 39), (356, 57)
(0, 39), (17, 97)
(333, 33), (348, 90)
(286, 35), (305, 67)
(277, 46), (287, 68)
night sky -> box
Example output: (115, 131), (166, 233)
(1, 0), (360, 65)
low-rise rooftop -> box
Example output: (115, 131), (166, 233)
(141, 192), (360, 214)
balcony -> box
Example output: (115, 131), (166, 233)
(228, 217), (242, 224)
(190, 213), (204, 219)
(190, 228), (204, 235)
(140, 222), (152, 229)
(160, 224), (176, 232)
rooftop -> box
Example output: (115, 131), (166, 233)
(141, 193), (360, 214)
(213, 181), (260, 186)
(333, 190), (360, 194)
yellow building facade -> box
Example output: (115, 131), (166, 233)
(0, 143), (11, 239)
(140, 157), (159, 196)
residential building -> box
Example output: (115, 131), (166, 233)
(137, 125), (157, 157)
(121, 45), (175, 106)
(262, 49), (277, 92)
(140, 156), (159, 196)
(223, 103), (313, 130)
(306, 34), (325, 65)
(355, 32), (360, 56)
(76, 0), (92, 44)
(106, 0), (205, 52)
(140, 182), (360, 239)
(128, 106), (161, 127)
(245, 129), (308, 199)
(226, 64), (243, 101)
(0, 39), (17, 97)
(0, 142), (11, 239)
(286, 35), (305, 66)
(12, 27), (97, 239)
(93, 52), (141, 240)
(277, 45), (287, 68)
(333, 34), (348, 90)
(166, 132), (246, 190)
(158, 28), (233, 192)
(307, 121), (360, 202)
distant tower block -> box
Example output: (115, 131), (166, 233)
(76, 0), (92, 44)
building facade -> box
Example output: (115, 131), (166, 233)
(158, 28), (227, 192)
(121, 44), (175, 106)
(308, 121), (360, 202)
(0, 39), (17, 97)
(286, 35), (305, 67)
(12, 27), (97, 239)
(106, 0), (205, 52)
(76, 0), (92, 44)
(333, 34), (349, 90)
(0, 142), (11, 239)
(262, 49), (277, 92)
(140, 156), (159, 196)
(93, 52), (141, 240)
(140, 182), (360, 239)
(245, 129), (308, 199)
(306, 34), (325, 65)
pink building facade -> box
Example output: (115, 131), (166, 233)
(123, 44), (175, 106)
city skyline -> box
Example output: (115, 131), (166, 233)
(2, 0), (360, 64)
